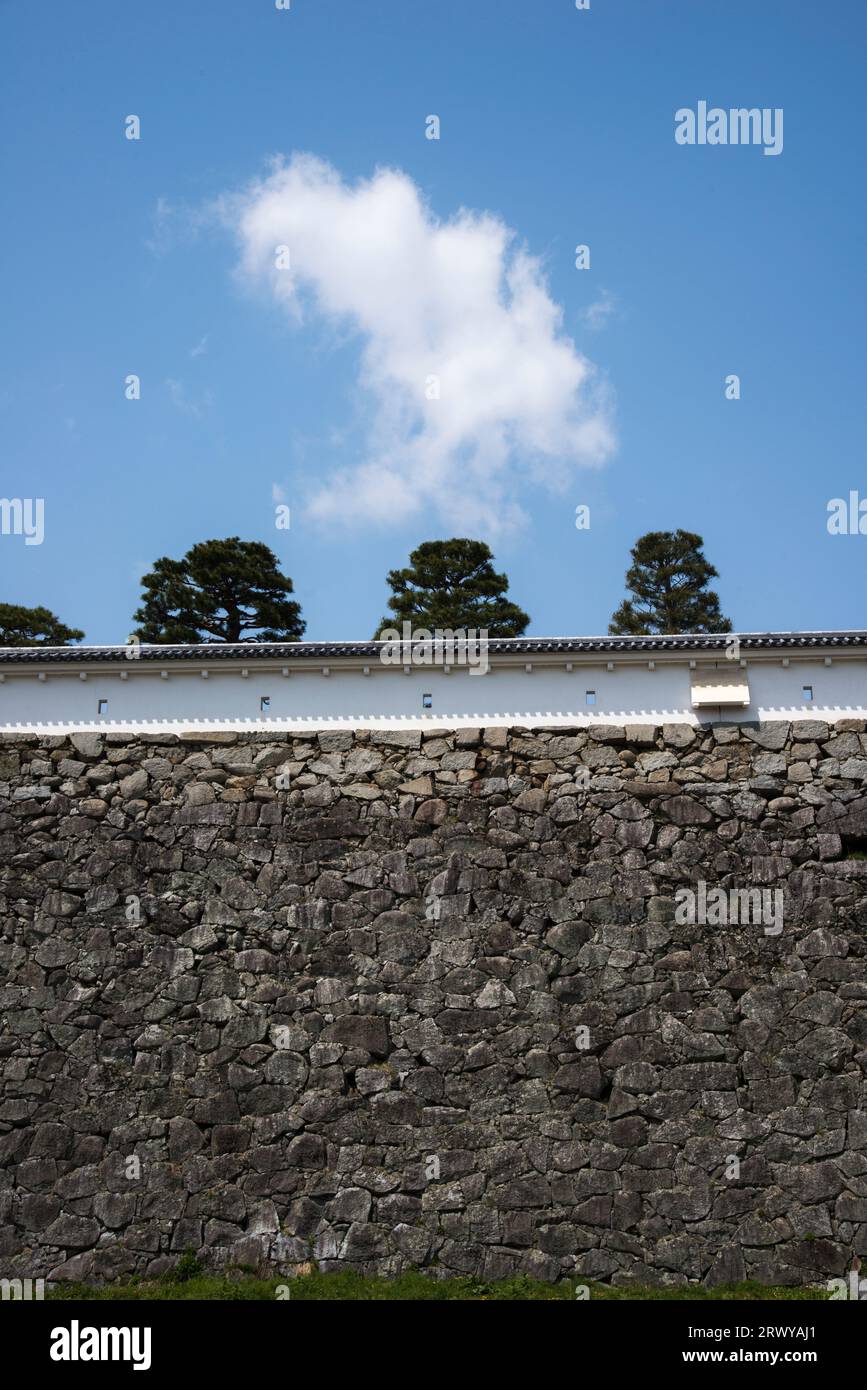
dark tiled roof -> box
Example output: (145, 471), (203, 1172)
(1, 632), (865, 663)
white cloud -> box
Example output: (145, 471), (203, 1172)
(191, 335), (208, 358)
(146, 196), (208, 256)
(166, 378), (213, 420)
(145, 197), (180, 256)
(580, 290), (619, 331)
(222, 154), (615, 532)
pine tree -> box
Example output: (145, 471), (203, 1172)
(132, 538), (305, 643)
(609, 530), (732, 635)
(376, 538), (530, 637)
(0, 603), (84, 646)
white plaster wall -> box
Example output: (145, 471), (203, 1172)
(0, 656), (864, 731)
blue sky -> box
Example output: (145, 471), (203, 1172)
(1, 0), (865, 643)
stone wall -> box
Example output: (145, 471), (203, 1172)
(1, 721), (866, 1288)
